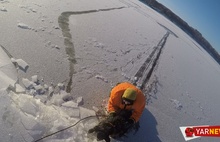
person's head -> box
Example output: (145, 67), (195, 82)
(122, 88), (137, 105)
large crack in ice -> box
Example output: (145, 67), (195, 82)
(58, 7), (126, 93)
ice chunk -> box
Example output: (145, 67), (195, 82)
(28, 89), (37, 96)
(53, 25), (60, 29)
(15, 59), (29, 72)
(31, 75), (39, 84)
(57, 83), (65, 90)
(34, 84), (43, 90)
(62, 101), (78, 108)
(19, 99), (38, 116)
(48, 86), (54, 97)
(20, 112), (43, 130)
(52, 44), (60, 50)
(29, 8), (37, 13)
(79, 107), (96, 119)
(62, 93), (74, 102)
(10, 58), (16, 64)
(50, 94), (64, 106)
(34, 95), (47, 103)
(0, 71), (16, 90)
(22, 78), (33, 89)
(94, 42), (104, 48)
(0, 6), (7, 12)
(76, 96), (83, 106)
(17, 23), (30, 29)
(34, 84), (45, 94)
(61, 107), (80, 117)
(92, 106), (99, 112)
(15, 84), (25, 93)
(44, 84), (49, 90)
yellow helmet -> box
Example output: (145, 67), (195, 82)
(122, 88), (137, 101)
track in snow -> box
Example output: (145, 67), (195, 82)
(132, 32), (169, 90)
(58, 6), (170, 94)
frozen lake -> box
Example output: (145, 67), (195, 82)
(1, 0), (220, 141)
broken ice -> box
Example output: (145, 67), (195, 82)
(17, 23), (30, 29)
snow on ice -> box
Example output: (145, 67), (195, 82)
(0, 6), (7, 12)
(19, 4), (37, 13)
(1, 0), (220, 142)
(95, 75), (108, 83)
(170, 99), (183, 110)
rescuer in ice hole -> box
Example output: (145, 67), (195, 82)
(88, 82), (146, 142)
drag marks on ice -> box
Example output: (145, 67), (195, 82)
(124, 32), (169, 91)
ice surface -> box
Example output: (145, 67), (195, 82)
(0, 71), (16, 90)
(0, 0), (220, 142)
(0, 47), (18, 90)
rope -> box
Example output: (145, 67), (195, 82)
(34, 115), (106, 142)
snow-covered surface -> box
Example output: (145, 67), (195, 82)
(1, 0), (220, 142)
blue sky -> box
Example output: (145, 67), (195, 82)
(156, 0), (220, 53)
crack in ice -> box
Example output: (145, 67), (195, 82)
(58, 6), (127, 93)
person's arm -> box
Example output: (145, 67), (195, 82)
(132, 106), (144, 122)
(107, 95), (116, 113)
(131, 93), (146, 122)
